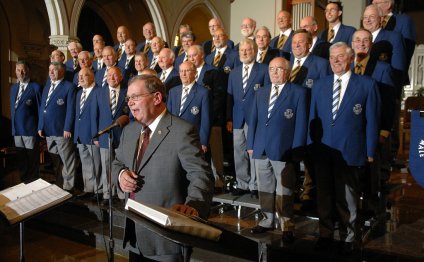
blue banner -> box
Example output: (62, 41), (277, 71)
(409, 110), (424, 188)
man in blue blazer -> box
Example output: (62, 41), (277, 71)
(173, 31), (195, 70)
(92, 66), (129, 203)
(72, 51), (93, 87)
(74, 68), (101, 198)
(92, 42), (105, 73)
(300, 16), (331, 60)
(309, 42), (380, 253)
(167, 61), (211, 152)
(255, 26), (281, 65)
(352, 28), (396, 193)
(205, 28), (239, 72)
(157, 48), (181, 96)
(318, 1), (355, 46)
(114, 26), (131, 70)
(188, 45), (228, 188)
(269, 10), (293, 60)
(289, 29), (331, 207)
(289, 29), (331, 89)
(227, 38), (270, 197)
(38, 62), (77, 191)
(10, 61), (42, 182)
(202, 17), (235, 56)
(95, 46), (124, 88)
(247, 57), (308, 244)
(65, 41), (83, 81)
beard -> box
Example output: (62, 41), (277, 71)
(241, 29), (252, 37)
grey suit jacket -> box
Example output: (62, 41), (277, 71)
(112, 111), (214, 256)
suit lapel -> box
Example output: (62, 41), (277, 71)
(335, 75), (358, 120)
(181, 83), (197, 114)
(46, 81), (62, 107)
(17, 84), (32, 108)
(245, 64), (258, 97)
(269, 83), (289, 119)
(138, 112), (171, 172)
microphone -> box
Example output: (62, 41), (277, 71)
(92, 115), (130, 139)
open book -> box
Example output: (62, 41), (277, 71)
(0, 179), (72, 224)
(125, 199), (222, 241)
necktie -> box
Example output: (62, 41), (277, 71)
(257, 51), (263, 63)
(45, 82), (56, 107)
(73, 58), (78, 70)
(150, 57), (157, 69)
(131, 127), (151, 199)
(211, 42), (216, 53)
(160, 71), (166, 82)
(97, 60), (102, 70)
(117, 44), (123, 60)
(355, 63), (363, 75)
(125, 57), (130, 69)
(102, 68), (109, 87)
(381, 15), (389, 29)
(213, 51), (222, 67)
(15, 82), (25, 109)
(332, 79), (342, 120)
(184, 55), (188, 62)
(80, 90), (87, 112)
(289, 60), (301, 82)
(178, 47), (185, 56)
(277, 34), (287, 49)
(195, 72), (199, 82)
(328, 28), (335, 42)
(242, 65), (249, 92)
(179, 87), (189, 116)
(268, 85), (279, 118)
(110, 89), (117, 116)
(143, 42), (151, 53)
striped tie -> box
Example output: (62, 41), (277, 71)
(178, 47), (185, 56)
(97, 60), (102, 70)
(102, 68), (109, 87)
(213, 51), (221, 67)
(117, 44), (124, 60)
(80, 90), (87, 113)
(257, 52), (263, 63)
(242, 65), (249, 92)
(125, 58), (130, 69)
(277, 34), (287, 49)
(143, 42), (151, 53)
(110, 89), (117, 116)
(45, 82), (56, 107)
(289, 60), (301, 82)
(15, 82), (25, 109)
(211, 43), (216, 53)
(73, 58), (78, 70)
(328, 28), (335, 42)
(268, 85), (279, 118)
(332, 79), (342, 120)
(150, 57), (157, 69)
(179, 87), (189, 116)
(160, 71), (166, 82)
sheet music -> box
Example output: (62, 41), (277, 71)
(6, 184), (69, 216)
(1, 179), (51, 201)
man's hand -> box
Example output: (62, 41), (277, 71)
(247, 149), (253, 155)
(119, 170), (143, 193)
(64, 131), (72, 139)
(226, 121), (233, 133)
(38, 130), (44, 138)
(368, 157), (374, 163)
(201, 145), (208, 153)
(171, 204), (199, 217)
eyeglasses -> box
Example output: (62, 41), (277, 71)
(125, 93), (153, 102)
(269, 67), (288, 73)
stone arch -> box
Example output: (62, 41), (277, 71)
(145, 0), (169, 42)
(69, 0), (85, 38)
(45, 0), (69, 36)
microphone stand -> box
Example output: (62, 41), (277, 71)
(108, 131), (114, 262)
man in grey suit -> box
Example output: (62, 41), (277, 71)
(113, 75), (214, 261)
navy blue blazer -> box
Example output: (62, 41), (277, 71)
(247, 83), (308, 161)
(311, 38), (331, 60)
(159, 67), (181, 95)
(92, 87), (129, 149)
(38, 79), (76, 136)
(318, 24), (356, 46)
(260, 48), (281, 65)
(270, 32), (293, 60)
(64, 59), (79, 82)
(10, 81), (42, 136)
(289, 54), (331, 88)
(166, 83), (211, 146)
(74, 86), (98, 144)
(202, 39), (235, 56)
(205, 48), (239, 71)
(174, 53), (186, 71)
(372, 29), (407, 73)
(94, 66), (125, 88)
(227, 63), (270, 128)
(308, 74), (381, 166)
(92, 59), (104, 73)
(351, 58), (395, 133)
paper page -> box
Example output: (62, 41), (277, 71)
(125, 199), (169, 225)
(1, 179), (51, 201)
(6, 184), (69, 216)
